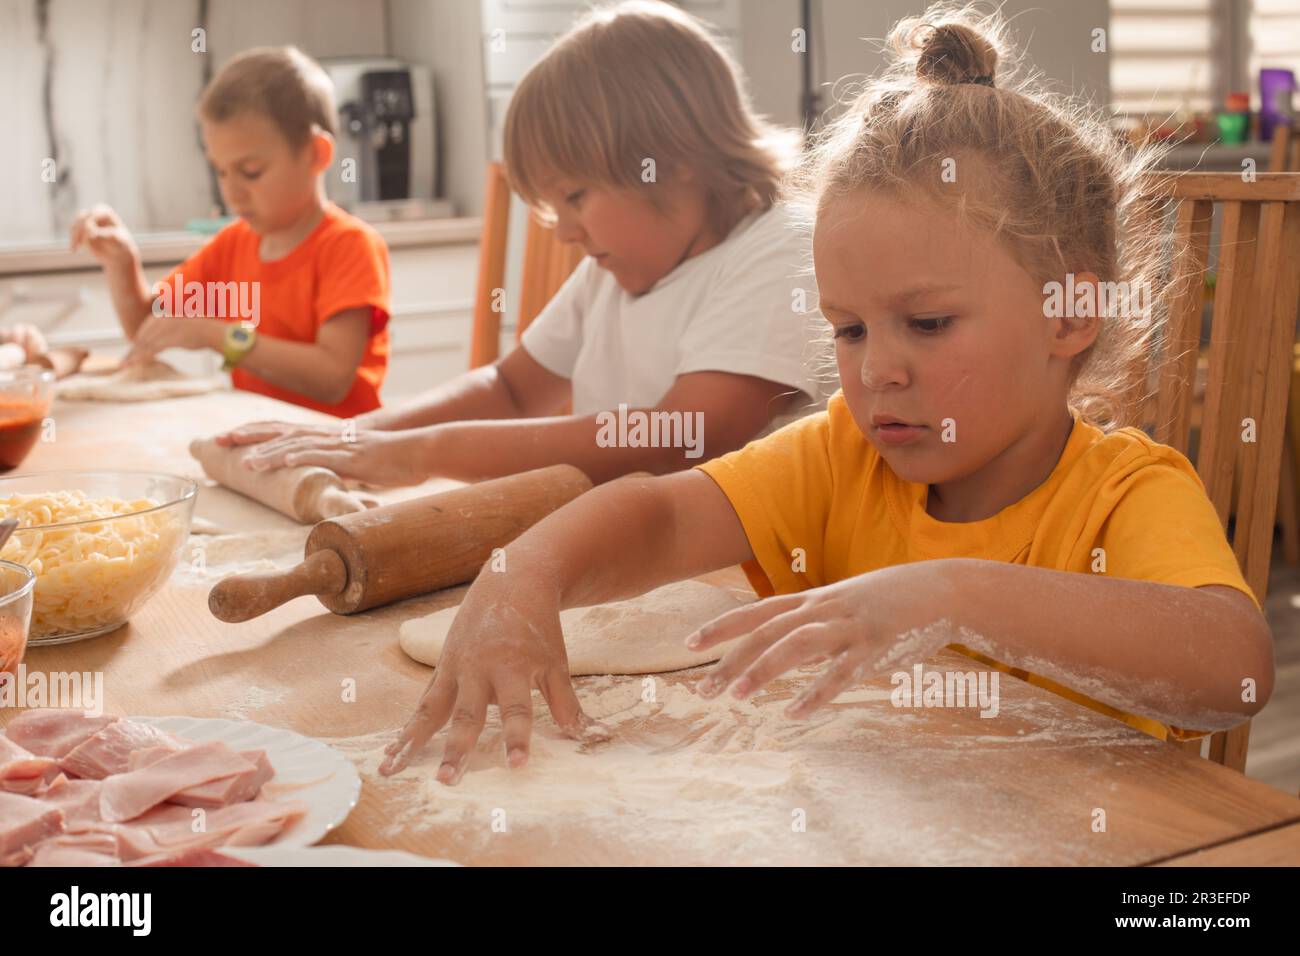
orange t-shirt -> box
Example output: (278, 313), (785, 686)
(158, 203), (390, 418)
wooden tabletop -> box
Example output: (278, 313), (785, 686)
(4, 390), (1300, 866)
(1156, 821), (1300, 866)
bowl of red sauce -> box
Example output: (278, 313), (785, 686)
(0, 369), (54, 473)
(0, 560), (36, 677)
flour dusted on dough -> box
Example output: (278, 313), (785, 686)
(399, 579), (754, 675)
(57, 359), (224, 402)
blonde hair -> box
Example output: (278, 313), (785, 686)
(797, 2), (1174, 432)
(198, 46), (337, 149)
(504, 0), (795, 238)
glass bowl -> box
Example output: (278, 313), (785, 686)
(0, 472), (196, 644)
(0, 368), (54, 473)
(0, 559), (36, 674)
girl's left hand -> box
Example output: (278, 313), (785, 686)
(686, 567), (950, 718)
(123, 316), (223, 365)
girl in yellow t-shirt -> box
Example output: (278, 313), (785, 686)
(380, 4), (1274, 784)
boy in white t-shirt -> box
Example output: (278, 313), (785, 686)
(218, 2), (824, 485)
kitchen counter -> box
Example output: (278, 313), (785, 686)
(0, 216), (482, 277)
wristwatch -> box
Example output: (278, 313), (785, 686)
(220, 324), (257, 371)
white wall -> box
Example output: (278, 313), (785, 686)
(386, 0), (490, 217)
(0, 0), (388, 244)
(740, 0), (1111, 130)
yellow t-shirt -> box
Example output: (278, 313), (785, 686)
(695, 391), (1259, 742)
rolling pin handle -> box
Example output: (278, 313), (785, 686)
(207, 548), (348, 623)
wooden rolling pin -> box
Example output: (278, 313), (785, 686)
(190, 437), (371, 523)
(208, 464), (594, 622)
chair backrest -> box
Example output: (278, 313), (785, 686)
(468, 161), (586, 367)
(1134, 171), (1300, 770)
(469, 162), (512, 369)
(516, 214), (586, 342)
(1268, 120), (1299, 174)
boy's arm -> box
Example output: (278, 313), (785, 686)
(241, 369), (793, 485)
(126, 309), (371, 406)
(105, 259), (154, 340)
(229, 309), (370, 405)
(423, 370), (792, 483)
(358, 345), (568, 430)
(69, 205), (153, 338)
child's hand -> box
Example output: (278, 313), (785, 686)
(122, 316), (224, 366)
(687, 568), (948, 718)
(378, 575), (593, 784)
(69, 204), (139, 268)
(0, 324), (49, 362)
(215, 421), (338, 448)
(239, 427), (435, 487)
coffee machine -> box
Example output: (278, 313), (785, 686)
(321, 58), (437, 208)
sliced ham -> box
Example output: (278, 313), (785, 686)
(110, 799), (308, 860)
(171, 749), (274, 808)
(26, 831), (120, 867)
(0, 791), (64, 867)
(99, 742), (256, 823)
(37, 775), (104, 830)
(0, 736), (59, 795)
(4, 710), (118, 758)
(127, 746), (176, 771)
(132, 846), (258, 867)
(60, 720), (185, 780)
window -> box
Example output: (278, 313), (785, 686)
(1110, 0), (1217, 114)
(1110, 0), (1300, 115)
(1250, 0), (1300, 108)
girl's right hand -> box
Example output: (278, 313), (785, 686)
(70, 204), (139, 268)
(379, 575), (592, 784)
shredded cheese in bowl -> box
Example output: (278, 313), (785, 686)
(0, 475), (196, 643)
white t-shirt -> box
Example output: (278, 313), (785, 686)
(521, 203), (824, 429)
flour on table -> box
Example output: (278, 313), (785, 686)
(170, 527), (310, 586)
(328, 665), (1154, 866)
(399, 579), (754, 675)
(223, 684), (289, 721)
(57, 359), (224, 402)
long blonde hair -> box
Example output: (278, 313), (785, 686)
(504, 0), (796, 239)
(797, 2), (1174, 431)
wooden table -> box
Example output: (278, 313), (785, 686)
(4, 391), (1300, 865)
(1156, 821), (1300, 865)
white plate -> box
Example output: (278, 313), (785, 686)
(131, 716), (361, 847)
(222, 845), (460, 867)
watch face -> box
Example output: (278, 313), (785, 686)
(231, 327), (253, 345)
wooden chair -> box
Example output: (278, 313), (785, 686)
(1130, 171), (1300, 773)
(468, 161), (585, 368)
(1265, 120), (1300, 565)
(1268, 119), (1299, 175)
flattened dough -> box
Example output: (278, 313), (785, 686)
(399, 579), (755, 675)
(57, 359), (223, 401)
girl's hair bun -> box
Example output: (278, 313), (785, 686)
(901, 20), (999, 87)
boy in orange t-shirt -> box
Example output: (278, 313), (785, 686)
(70, 46), (390, 418)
